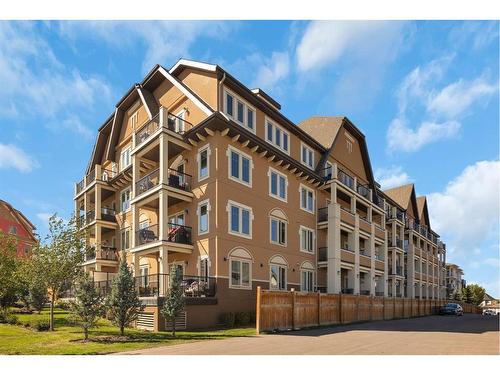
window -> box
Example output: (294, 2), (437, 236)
(300, 226), (315, 253)
(120, 146), (131, 171)
(8, 226), (17, 235)
(170, 110), (186, 133)
(129, 111), (138, 128)
(268, 168), (287, 201)
(324, 161), (333, 180)
(228, 146), (252, 186)
(270, 264), (287, 290)
(265, 118), (289, 153)
(140, 266), (149, 287)
(300, 185), (315, 213)
(199, 257), (209, 281)
(301, 270), (314, 292)
(228, 201), (253, 238)
(197, 145), (210, 181)
(120, 227), (130, 250)
(224, 89), (255, 132)
(120, 187), (131, 212)
(301, 143), (314, 169)
(198, 199), (210, 235)
(230, 259), (251, 288)
(270, 217), (287, 246)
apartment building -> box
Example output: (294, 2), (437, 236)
(446, 263), (465, 298)
(0, 199), (37, 257)
(73, 59), (447, 330)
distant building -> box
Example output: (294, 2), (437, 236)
(445, 263), (464, 299)
(479, 293), (500, 314)
(0, 199), (37, 257)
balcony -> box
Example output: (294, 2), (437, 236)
(84, 246), (119, 262)
(135, 168), (193, 197)
(388, 238), (403, 249)
(135, 223), (193, 247)
(389, 265), (403, 276)
(318, 247), (327, 262)
(338, 169), (355, 190)
(341, 288), (354, 294)
(357, 184), (370, 200)
(100, 207), (116, 222)
(360, 290), (370, 296)
(134, 274), (216, 298)
(375, 291), (384, 297)
(134, 112), (193, 147)
(75, 164), (118, 195)
(135, 168), (159, 196)
(317, 207), (328, 223)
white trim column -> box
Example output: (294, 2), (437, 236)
(327, 183), (341, 294)
(158, 245), (169, 296)
(369, 223), (376, 296)
(354, 214), (360, 295)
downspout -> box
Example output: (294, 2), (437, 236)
(218, 72), (226, 112)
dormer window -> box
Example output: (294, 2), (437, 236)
(223, 89), (255, 133)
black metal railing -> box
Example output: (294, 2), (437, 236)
(167, 113), (193, 134)
(76, 178), (85, 194)
(321, 166), (333, 180)
(359, 249), (369, 257)
(375, 291), (384, 297)
(388, 238), (403, 249)
(84, 246), (118, 262)
(341, 288), (354, 294)
(77, 214), (85, 227)
(317, 207), (328, 222)
(134, 273), (216, 298)
(167, 223), (192, 245)
(357, 184), (370, 199)
(341, 242), (352, 252)
(338, 169), (354, 189)
(168, 168), (192, 191)
(85, 168), (96, 185)
(100, 207), (116, 222)
(360, 290), (370, 296)
(135, 114), (160, 146)
(86, 210), (95, 224)
(135, 168), (159, 196)
(136, 224), (159, 246)
(318, 247), (327, 262)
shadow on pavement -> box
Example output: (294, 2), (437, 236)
(271, 314), (500, 337)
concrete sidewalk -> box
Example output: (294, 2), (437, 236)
(118, 314), (499, 355)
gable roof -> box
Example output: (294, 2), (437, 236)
(0, 199), (37, 242)
(384, 183), (420, 219)
(297, 116), (344, 149)
(416, 196), (431, 229)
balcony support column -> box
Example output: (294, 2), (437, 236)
(383, 226), (388, 297)
(95, 184), (102, 221)
(131, 203), (140, 248)
(159, 133), (169, 186)
(158, 190), (169, 241)
(158, 246), (169, 296)
(132, 253), (140, 277)
(369, 223), (376, 296)
(354, 215), (360, 295)
(326, 182), (341, 294)
(132, 153), (140, 198)
(95, 225), (101, 259)
(407, 230), (415, 299)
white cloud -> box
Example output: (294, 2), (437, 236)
(428, 160), (500, 257)
(253, 52), (290, 91)
(387, 54), (497, 153)
(0, 143), (38, 173)
(59, 21), (234, 74)
(387, 118), (460, 152)
(0, 22), (112, 135)
(427, 76), (497, 118)
(374, 165), (411, 190)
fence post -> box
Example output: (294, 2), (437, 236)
(317, 290), (321, 326)
(291, 288), (296, 330)
(256, 286), (261, 334)
(339, 293), (343, 324)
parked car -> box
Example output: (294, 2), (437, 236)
(439, 303), (463, 316)
(483, 309), (497, 316)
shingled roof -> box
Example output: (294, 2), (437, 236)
(384, 184), (414, 209)
(297, 116), (344, 149)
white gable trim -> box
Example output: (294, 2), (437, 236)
(136, 87), (153, 120)
(157, 66), (213, 116)
(169, 59), (217, 75)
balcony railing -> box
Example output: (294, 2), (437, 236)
(135, 168), (160, 196)
(167, 168), (192, 191)
(338, 169), (354, 190)
(318, 247), (327, 262)
(167, 223), (192, 245)
(357, 184), (370, 199)
(318, 207), (328, 223)
(375, 291), (384, 297)
(136, 224), (159, 246)
(341, 243), (352, 252)
(134, 273), (216, 298)
(360, 290), (370, 296)
(76, 179), (85, 194)
(75, 164), (118, 195)
(84, 246), (119, 262)
(359, 249), (369, 257)
(100, 207), (116, 222)
(86, 210), (95, 224)
(135, 114), (160, 146)
(341, 288), (354, 294)
(388, 238), (403, 249)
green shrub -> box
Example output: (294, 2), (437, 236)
(55, 301), (70, 310)
(6, 315), (19, 325)
(235, 312), (251, 326)
(33, 320), (50, 331)
(223, 312), (235, 328)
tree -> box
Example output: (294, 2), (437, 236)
(0, 233), (20, 312)
(106, 252), (144, 336)
(30, 215), (85, 330)
(462, 285), (473, 304)
(160, 265), (185, 337)
(465, 284), (486, 306)
(70, 273), (104, 340)
(16, 257), (47, 312)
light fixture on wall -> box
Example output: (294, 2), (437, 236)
(223, 257), (227, 262)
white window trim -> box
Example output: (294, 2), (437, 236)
(197, 144), (211, 182)
(226, 200), (254, 239)
(229, 257), (253, 290)
(299, 183), (315, 214)
(120, 146), (131, 171)
(300, 269), (315, 292)
(120, 186), (132, 213)
(300, 142), (315, 169)
(299, 225), (316, 254)
(265, 116), (290, 154)
(269, 263), (287, 291)
(267, 167), (288, 202)
(226, 145), (253, 188)
(269, 216), (287, 247)
(197, 199), (211, 235)
(223, 88), (256, 134)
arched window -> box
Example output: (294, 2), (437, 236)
(269, 255), (288, 291)
(139, 214), (149, 229)
(228, 247), (253, 289)
(269, 208), (287, 246)
(300, 261), (315, 292)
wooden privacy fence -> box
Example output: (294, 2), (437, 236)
(256, 287), (481, 333)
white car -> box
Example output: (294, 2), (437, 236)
(483, 309), (498, 316)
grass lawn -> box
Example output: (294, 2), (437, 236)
(0, 309), (255, 355)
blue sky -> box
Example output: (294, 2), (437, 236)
(0, 20), (498, 295)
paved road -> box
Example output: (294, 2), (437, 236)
(120, 314), (499, 355)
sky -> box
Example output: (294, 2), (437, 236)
(0, 20), (498, 295)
